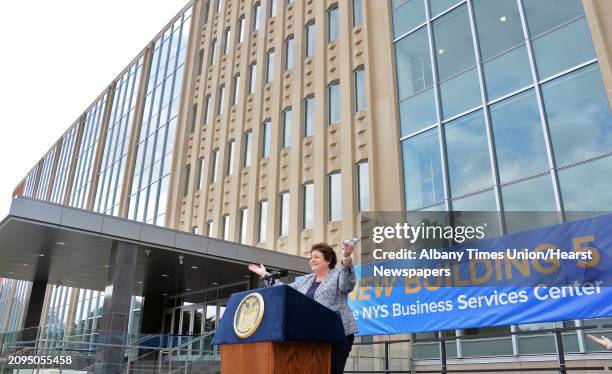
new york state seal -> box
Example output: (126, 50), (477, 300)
(233, 292), (265, 338)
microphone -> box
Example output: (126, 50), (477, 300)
(263, 269), (289, 280)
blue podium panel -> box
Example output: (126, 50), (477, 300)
(212, 285), (345, 345)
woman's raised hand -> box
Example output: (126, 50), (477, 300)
(248, 263), (268, 277)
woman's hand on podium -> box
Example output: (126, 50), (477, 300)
(248, 263), (268, 277)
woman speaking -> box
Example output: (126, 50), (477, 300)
(248, 241), (359, 374)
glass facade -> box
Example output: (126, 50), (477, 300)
(0, 278), (31, 341)
(128, 7), (192, 226)
(95, 56), (144, 216)
(50, 124), (78, 204)
(35, 146), (57, 200)
(69, 94), (107, 209)
(393, 0), (612, 360)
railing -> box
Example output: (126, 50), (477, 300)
(0, 330), (220, 373)
(345, 324), (612, 374)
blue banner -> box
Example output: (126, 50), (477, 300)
(349, 213), (612, 336)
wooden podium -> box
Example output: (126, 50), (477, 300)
(211, 285), (345, 374)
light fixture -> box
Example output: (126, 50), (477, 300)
(186, 288), (191, 291)
(212, 282), (219, 285)
(438, 48), (445, 54)
(22, 263), (28, 266)
(179, 255), (184, 265)
(103, 265), (109, 268)
(138, 281), (143, 284)
(162, 293), (167, 296)
(161, 274), (168, 277)
(191, 266), (199, 270)
(56, 241), (66, 246)
(38, 254), (45, 257)
(500, 16), (507, 22)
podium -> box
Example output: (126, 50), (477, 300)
(212, 285), (346, 374)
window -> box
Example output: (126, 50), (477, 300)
(211, 149), (219, 183)
(328, 6), (339, 42)
(354, 67), (366, 112)
(192, 226), (199, 234)
(282, 108), (292, 148)
(305, 22), (315, 57)
(266, 49), (275, 83)
(202, 1), (210, 24)
(207, 220), (214, 237)
(328, 172), (342, 221)
(445, 111), (493, 198)
(401, 129), (445, 210)
(395, 26), (436, 135)
(238, 16), (246, 43)
(279, 192), (289, 236)
(232, 74), (241, 106)
(328, 81), (340, 125)
(258, 200), (268, 242)
(239, 208), (248, 243)
(210, 38), (217, 64)
(304, 96), (315, 136)
(357, 161), (370, 212)
(196, 157), (204, 190)
(262, 120), (271, 158)
(226, 140), (235, 176)
(269, 0), (277, 18)
(303, 182), (314, 229)
(243, 130), (253, 167)
(184, 164), (191, 197)
(223, 28), (231, 54)
(215, 0), (221, 13)
(217, 84), (225, 115)
(197, 49), (204, 75)
(542, 64), (610, 167)
(190, 104), (198, 133)
(222, 214), (230, 240)
(285, 35), (294, 70)
(253, 2), (261, 31)
(249, 63), (257, 94)
(353, 0), (363, 26)
(204, 94), (212, 124)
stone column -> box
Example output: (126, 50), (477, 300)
(21, 280), (47, 343)
(93, 241), (138, 374)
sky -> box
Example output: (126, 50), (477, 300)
(0, 0), (189, 218)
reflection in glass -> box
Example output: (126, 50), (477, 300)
(452, 190), (501, 237)
(559, 156), (612, 216)
(489, 90), (548, 183)
(473, 0), (523, 60)
(532, 18), (595, 79)
(396, 27), (433, 100)
(399, 88), (437, 136)
(445, 111), (493, 197)
(542, 64), (612, 167)
(452, 190), (495, 211)
(483, 46), (532, 100)
(432, 5), (475, 81)
(523, 0), (584, 37)
(439, 68), (481, 119)
(429, 0), (463, 17)
(401, 129), (444, 210)
(502, 175), (557, 233)
(393, 0), (425, 38)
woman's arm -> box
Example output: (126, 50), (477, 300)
(338, 243), (357, 294)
